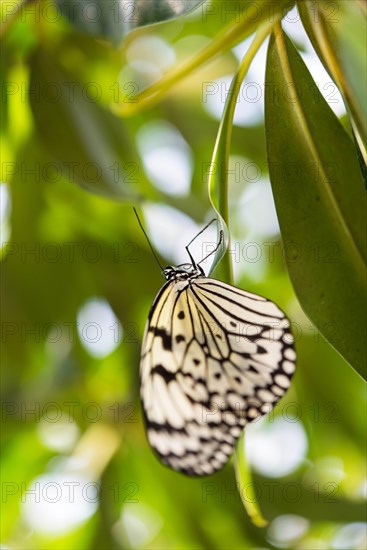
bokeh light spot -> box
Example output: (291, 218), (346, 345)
(38, 414), (80, 453)
(113, 503), (163, 548)
(267, 514), (310, 548)
(245, 415), (308, 477)
(137, 121), (193, 196)
(77, 297), (122, 358)
(22, 472), (98, 536)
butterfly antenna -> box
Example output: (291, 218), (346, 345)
(185, 218), (218, 266)
(197, 229), (224, 266)
(133, 207), (164, 270)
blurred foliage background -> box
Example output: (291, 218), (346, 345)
(1, 0), (366, 548)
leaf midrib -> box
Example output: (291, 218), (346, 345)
(274, 27), (366, 271)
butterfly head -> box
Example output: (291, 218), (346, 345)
(163, 263), (204, 282)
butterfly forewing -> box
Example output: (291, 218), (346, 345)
(140, 274), (296, 476)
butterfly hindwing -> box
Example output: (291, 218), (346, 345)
(140, 275), (296, 476)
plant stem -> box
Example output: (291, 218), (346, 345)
(233, 432), (267, 527)
(209, 17), (282, 285)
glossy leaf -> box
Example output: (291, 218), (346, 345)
(265, 28), (367, 379)
(55, 0), (206, 45)
(29, 49), (139, 199)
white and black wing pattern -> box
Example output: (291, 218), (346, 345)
(140, 271), (296, 476)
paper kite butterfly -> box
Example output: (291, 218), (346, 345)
(137, 212), (296, 476)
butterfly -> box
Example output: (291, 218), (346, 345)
(137, 213), (296, 476)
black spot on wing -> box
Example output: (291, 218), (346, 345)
(151, 364), (176, 383)
(149, 327), (172, 350)
(248, 365), (258, 373)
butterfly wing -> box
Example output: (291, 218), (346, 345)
(140, 277), (296, 476)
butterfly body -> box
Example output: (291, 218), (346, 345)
(140, 263), (296, 476)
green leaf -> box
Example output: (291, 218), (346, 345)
(55, 0), (206, 45)
(29, 49), (139, 200)
(265, 28), (367, 379)
(298, 0), (367, 157)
